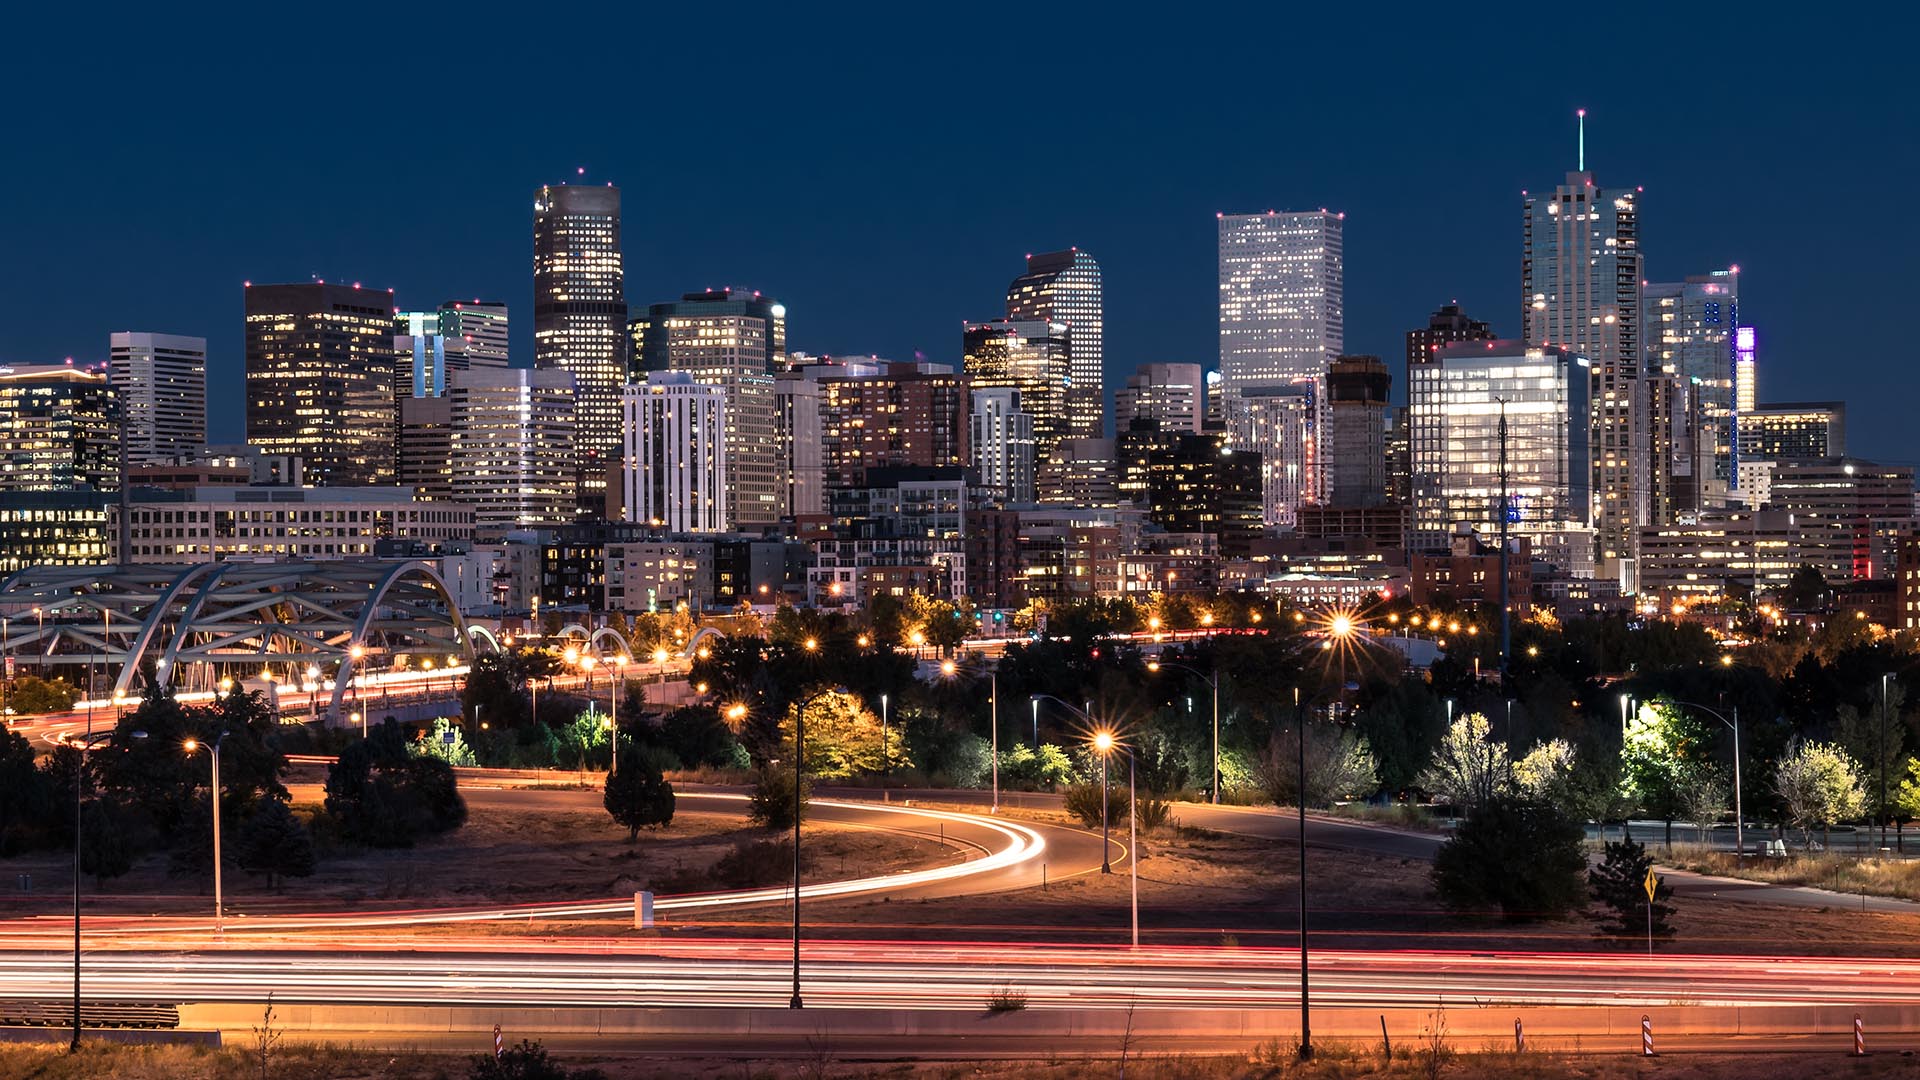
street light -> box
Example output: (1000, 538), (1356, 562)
(1294, 612), (1360, 1062)
(1089, 729), (1140, 947)
(183, 733), (228, 933)
(1669, 700), (1743, 863)
(1148, 657), (1221, 803)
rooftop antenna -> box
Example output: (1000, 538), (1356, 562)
(1577, 108), (1587, 172)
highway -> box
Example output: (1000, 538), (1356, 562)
(3, 941), (1919, 1011)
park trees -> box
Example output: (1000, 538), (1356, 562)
(322, 719), (466, 848)
(1419, 713), (1510, 811)
(779, 689), (906, 779)
(1256, 724), (1378, 809)
(1619, 699), (1716, 845)
(1772, 739), (1866, 848)
(1587, 837), (1676, 944)
(234, 798), (316, 888)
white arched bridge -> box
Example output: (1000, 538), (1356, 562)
(0, 561), (490, 725)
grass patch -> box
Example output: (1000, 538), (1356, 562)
(1664, 845), (1920, 901)
(1329, 802), (1441, 832)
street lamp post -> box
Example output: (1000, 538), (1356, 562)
(1149, 659), (1221, 803)
(72, 725), (145, 1052)
(789, 685), (844, 1009)
(1881, 673), (1892, 848)
(1294, 611), (1359, 1062)
(183, 733), (227, 933)
(1671, 700), (1743, 864)
(1091, 731), (1139, 947)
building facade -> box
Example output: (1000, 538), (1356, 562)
(1006, 249), (1103, 438)
(243, 282), (397, 485)
(532, 183), (627, 471)
(623, 373), (728, 534)
(963, 319), (1071, 468)
(1410, 341), (1594, 576)
(1644, 270), (1738, 495)
(970, 387), (1035, 504)
(1228, 382), (1317, 528)
(1217, 210), (1344, 396)
(1325, 355), (1390, 508)
(1114, 362), (1205, 434)
(1522, 163), (1642, 581)
(813, 362), (971, 490)
(1768, 458), (1914, 582)
(110, 485), (473, 563)
(1738, 402), (1845, 462)
(0, 363), (117, 491)
(109, 332), (206, 465)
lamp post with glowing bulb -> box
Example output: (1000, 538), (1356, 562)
(1293, 610), (1359, 1062)
(183, 733), (227, 933)
(1148, 658), (1221, 803)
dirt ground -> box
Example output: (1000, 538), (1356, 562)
(5, 1042), (1919, 1080)
(0, 793), (950, 918)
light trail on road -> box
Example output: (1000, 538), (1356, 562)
(0, 942), (1916, 1011)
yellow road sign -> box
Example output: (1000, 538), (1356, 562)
(1643, 868), (1658, 900)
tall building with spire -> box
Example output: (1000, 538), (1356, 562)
(1522, 111), (1643, 582)
(532, 182), (626, 477)
(1007, 250), (1103, 438)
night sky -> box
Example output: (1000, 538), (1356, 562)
(3, 7), (1913, 463)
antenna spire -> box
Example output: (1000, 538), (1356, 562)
(1577, 108), (1587, 171)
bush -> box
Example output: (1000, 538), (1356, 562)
(414, 717), (477, 767)
(604, 746), (676, 840)
(469, 1039), (606, 1080)
(747, 763), (808, 831)
(708, 838), (806, 890)
(1431, 796), (1586, 921)
(322, 720), (467, 848)
(1063, 781), (1129, 831)
(1135, 795), (1175, 833)
(997, 743), (1076, 790)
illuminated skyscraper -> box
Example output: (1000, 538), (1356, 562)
(1522, 127), (1643, 581)
(635, 289), (787, 527)
(623, 373), (728, 534)
(1227, 382), (1317, 528)
(1645, 269), (1738, 496)
(108, 332), (206, 465)
(401, 368), (576, 536)
(1114, 363), (1204, 434)
(1217, 210), (1343, 395)
(971, 387), (1035, 504)
(1325, 355), (1390, 508)
(397, 302), (511, 401)
(243, 282), (398, 486)
(1410, 341), (1594, 575)
(533, 182), (626, 469)
(963, 319), (1071, 466)
(1007, 249), (1103, 438)
(0, 362), (117, 491)
(439, 300), (510, 367)
(1405, 303), (1494, 382)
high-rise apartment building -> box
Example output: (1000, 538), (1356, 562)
(775, 371), (825, 519)
(399, 368), (576, 535)
(1217, 210), (1344, 395)
(0, 363), (117, 491)
(1040, 437), (1120, 508)
(1739, 402), (1845, 462)
(1409, 341), (1594, 575)
(108, 332), (206, 465)
(1114, 363), (1205, 434)
(1645, 271), (1738, 497)
(623, 373), (728, 534)
(243, 282), (398, 485)
(1325, 355), (1390, 508)
(1228, 382), (1317, 528)
(1522, 151), (1643, 581)
(971, 387), (1035, 504)
(963, 319), (1071, 466)
(635, 289), (786, 527)
(810, 362), (971, 491)
(533, 182), (626, 470)
(1006, 249), (1103, 438)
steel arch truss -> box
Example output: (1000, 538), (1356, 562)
(0, 561), (485, 716)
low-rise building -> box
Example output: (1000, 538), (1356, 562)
(110, 486), (473, 564)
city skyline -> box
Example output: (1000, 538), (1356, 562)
(1, 10), (1912, 467)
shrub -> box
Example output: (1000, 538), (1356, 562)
(985, 984), (1028, 1012)
(1431, 796), (1586, 921)
(469, 1039), (607, 1080)
(1063, 781), (1129, 831)
(234, 798), (316, 889)
(322, 720), (466, 848)
(747, 763), (808, 831)
(1588, 837), (1675, 943)
(1135, 795), (1175, 833)
(708, 838), (807, 890)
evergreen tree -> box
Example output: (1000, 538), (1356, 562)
(79, 800), (135, 888)
(235, 798), (316, 889)
(603, 747), (676, 840)
(1587, 837), (1676, 943)
(1431, 796), (1586, 921)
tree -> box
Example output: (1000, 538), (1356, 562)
(1257, 725), (1378, 809)
(79, 799), (136, 888)
(234, 798), (316, 888)
(1587, 837), (1676, 943)
(1895, 756), (1920, 849)
(7, 674), (78, 715)
(1419, 713), (1511, 810)
(1772, 739), (1866, 848)
(322, 720), (467, 848)
(604, 746), (676, 840)
(778, 690), (906, 779)
(468, 1039), (607, 1080)
(747, 763), (807, 831)
(0, 729), (54, 854)
(414, 717), (478, 767)
(1672, 770), (1729, 843)
(1619, 699), (1714, 846)
(1350, 679), (1447, 794)
(1780, 564), (1833, 611)
(1431, 797), (1586, 921)
(1513, 739), (1577, 810)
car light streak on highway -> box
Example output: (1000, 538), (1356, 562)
(0, 945), (1917, 1011)
(0, 795), (1047, 942)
